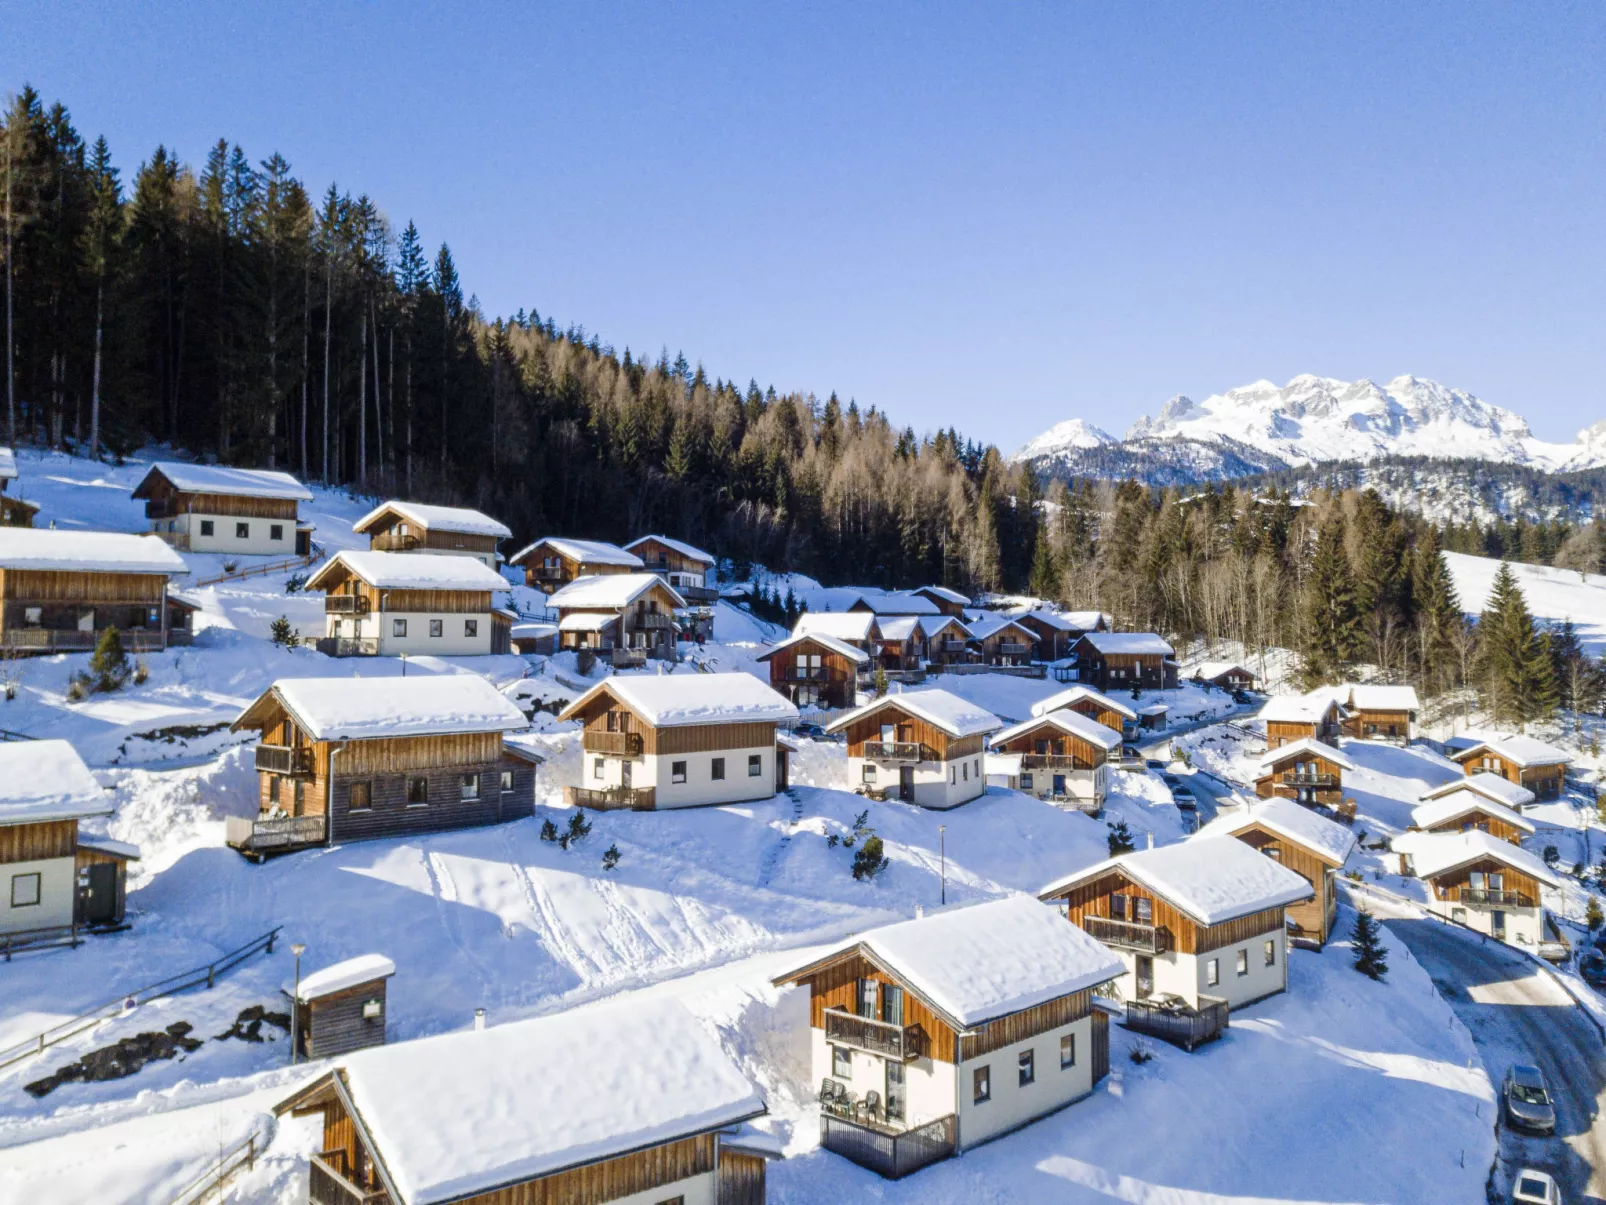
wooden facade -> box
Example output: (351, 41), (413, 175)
(0, 818), (76, 863)
(73, 843), (133, 926)
(0, 566), (176, 653)
(1044, 867), (1285, 957)
(1014, 614), (1076, 662)
(975, 622), (1036, 666)
(361, 509), (501, 559)
(1226, 826), (1341, 946)
(1343, 708), (1413, 742)
(1454, 748), (1567, 801)
(1062, 697), (1131, 735)
(1254, 748), (1345, 806)
(839, 704), (983, 764)
(554, 579), (683, 658)
(992, 721), (1110, 771)
(292, 977), (390, 1061)
(0, 495), (37, 527)
(511, 540), (638, 590)
(1426, 857), (1543, 910)
(759, 636), (865, 710)
(137, 475), (301, 521)
(910, 587), (968, 618)
(576, 700), (778, 758)
(320, 562), (497, 617)
(626, 536), (712, 577)
(1197, 666), (1255, 691)
(1073, 637), (1177, 693)
(1417, 807), (1527, 844)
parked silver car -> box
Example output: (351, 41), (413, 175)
(1512, 1168), (1561, 1205)
(1503, 1064), (1556, 1135)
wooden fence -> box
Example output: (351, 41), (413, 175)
(163, 1122), (272, 1205)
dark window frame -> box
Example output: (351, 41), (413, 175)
(10, 871), (42, 908)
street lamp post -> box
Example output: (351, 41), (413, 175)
(939, 825), (947, 907)
(290, 942), (306, 1064)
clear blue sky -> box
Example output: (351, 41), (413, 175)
(5, 2), (1604, 447)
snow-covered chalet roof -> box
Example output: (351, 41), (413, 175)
(0, 739), (110, 825)
(285, 954), (397, 1002)
(1258, 737), (1354, 770)
(1258, 693), (1340, 724)
(914, 584), (970, 605)
(236, 675), (528, 742)
(793, 611), (878, 642)
(560, 671), (797, 728)
(775, 896), (1122, 1029)
(1030, 685), (1137, 722)
(1078, 631), (1174, 656)
(877, 616), (922, 641)
(1411, 792), (1535, 836)
(851, 591), (940, 616)
(992, 709), (1124, 752)
(285, 997), (763, 1205)
(623, 534), (715, 566)
(753, 630), (870, 665)
(0, 447), (16, 479)
(985, 751), (1023, 776)
(1397, 829), (1561, 889)
(307, 550), (509, 593)
(1194, 660), (1255, 682)
(133, 461), (313, 501)
(1041, 836), (1315, 925)
(916, 614), (971, 639)
(1196, 797), (1357, 866)
(1419, 772), (1535, 808)
(509, 537), (642, 569)
(1345, 683), (1420, 712)
(0, 528), (188, 575)
(1010, 607), (1092, 632)
(557, 612), (618, 633)
(353, 501), (512, 539)
(546, 572), (685, 611)
(1453, 735), (1573, 769)
(966, 613), (1036, 642)
(825, 688), (1002, 740)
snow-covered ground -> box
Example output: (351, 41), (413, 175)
(1445, 550), (1606, 655)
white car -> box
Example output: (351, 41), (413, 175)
(1512, 1169), (1561, 1205)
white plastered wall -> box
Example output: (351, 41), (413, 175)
(1430, 898), (1545, 946)
(956, 1014), (1097, 1150)
(849, 754), (988, 810)
(811, 1028), (956, 1130)
(328, 610), (493, 656)
(0, 856), (75, 934)
(156, 513), (294, 556)
(1193, 929), (1288, 1008)
(584, 745), (779, 808)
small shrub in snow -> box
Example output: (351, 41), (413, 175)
(1350, 909), (1389, 981)
(65, 672), (91, 703)
(873, 667), (888, 698)
(1587, 895), (1604, 932)
(559, 810), (592, 849)
(284, 573), (307, 594)
(1128, 1039), (1155, 1065)
(1543, 845), (1560, 866)
(826, 833), (839, 848)
(851, 835), (889, 881)
(1106, 820), (1135, 856)
(132, 657), (149, 686)
(269, 616), (299, 648)
(602, 843), (621, 871)
(539, 818), (558, 843)
(90, 626), (130, 692)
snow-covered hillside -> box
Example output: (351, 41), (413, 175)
(1444, 550), (1606, 655)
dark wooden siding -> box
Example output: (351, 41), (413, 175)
(959, 989), (1092, 1061)
(1230, 825), (1336, 944)
(0, 567), (167, 604)
(840, 705), (981, 761)
(994, 723), (1110, 768)
(793, 950), (959, 1063)
(329, 758), (536, 843)
(1422, 812), (1526, 843)
(301, 979), (388, 1059)
(716, 1150), (766, 1205)
(1046, 867), (1285, 954)
(0, 819), (77, 864)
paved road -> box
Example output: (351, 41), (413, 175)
(1362, 890), (1606, 1203)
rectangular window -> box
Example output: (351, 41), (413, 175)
(593, 758), (605, 781)
(500, 770), (514, 792)
(1206, 958), (1219, 987)
(885, 1060), (905, 1121)
(23, 606), (40, 627)
(862, 763), (877, 783)
(348, 780), (372, 811)
(672, 760), (687, 784)
(1020, 772), (1034, 790)
(270, 524), (284, 541)
(1133, 897), (1152, 923)
(1110, 893), (1127, 921)
(1060, 1033), (1076, 1069)
(268, 775), (280, 805)
(408, 777), (428, 805)
(1018, 1048), (1035, 1086)
(235, 521), (250, 539)
(200, 519), (215, 536)
(711, 757), (725, 781)
(294, 780), (305, 809)
(393, 618), (407, 637)
(857, 978), (879, 1019)
(881, 983), (904, 1025)
(10, 871), (41, 908)
(973, 1064), (991, 1104)
(462, 773), (481, 801)
(748, 754), (762, 777)
(950, 765), (957, 784)
(962, 761), (968, 781)
(465, 619), (478, 638)
(1236, 949), (1249, 977)
(1264, 938), (1276, 967)
(832, 1045), (852, 1079)
(430, 619), (443, 637)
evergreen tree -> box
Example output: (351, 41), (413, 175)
(1300, 510), (1362, 687)
(268, 615), (298, 647)
(1410, 531), (1462, 696)
(1477, 563), (1559, 726)
(850, 834), (888, 880)
(1028, 529), (1059, 600)
(1106, 820), (1135, 856)
(1350, 909), (1389, 980)
(90, 625), (129, 691)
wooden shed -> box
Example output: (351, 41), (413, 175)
(286, 953), (396, 1060)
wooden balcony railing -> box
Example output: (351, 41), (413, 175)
(369, 531), (421, 552)
(1084, 914), (1171, 954)
(1458, 888), (1532, 907)
(629, 611), (675, 631)
(997, 642), (1032, 656)
(226, 814), (327, 857)
(1124, 995), (1228, 1052)
(823, 1007), (923, 1061)
(529, 565), (568, 584)
(309, 1153), (389, 1205)
(324, 595), (370, 615)
(1021, 754), (1092, 770)
(611, 648), (647, 668)
(940, 640), (969, 653)
(255, 744), (313, 776)
(1279, 772), (1338, 787)
(861, 741), (924, 762)
(582, 730), (643, 756)
(315, 636), (379, 657)
(2, 628), (168, 652)
(563, 784), (656, 811)
(819, 1110), (955, 1180)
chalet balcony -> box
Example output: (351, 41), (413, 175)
(1279, 771), (1338, 787)
(861, 741), (925, 763)
(2, 628), (169, 653)
(226, 814), (327, 858)
(997, 642), (1032, 657)
(1021, 753), (1092, 770)
(1458, 888), (1533, 908)
(823, 1007), (924, 1061)
(790, 666), (832, 682)
(368, 531), (421, 552)
(610, 648), (647, 669)
(255, 744), (313, 776)
(674, 582), (721, 604)
(582, 730), (643, 756)
(1124, 994), (1228, 1052)
(818, 1107), (956, 1181)
(324, 595), (370, 615)
(1083, 914), (1171, 954)
(629, 611), (675, 631)
(315, 636), (379, 657)
(564, 784), (656, 811)
(529, 565), (568, 586)
(144, 498), (184, 520)
(940, 639), (969, 653)
(309, 1152), (389, 1205)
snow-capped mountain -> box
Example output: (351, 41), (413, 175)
(1017, 374), (1606, 479)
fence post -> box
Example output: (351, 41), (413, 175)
(207, 963), (215, 989)
(267, 930), (276, 955)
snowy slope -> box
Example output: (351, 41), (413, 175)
(1444, 550), (1606, 655)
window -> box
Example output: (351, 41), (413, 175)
(465, 619), (478, 638)
(393, 618), (408, 638)
(881, 983), (904, 1025)
(711, 757), (726, 781)
(1018, 1048), (1035, 1086)
(1206, 958), (1219, 987)
(349, 781), (372, 811)
(973, 1064), (991, 1104)
(10, 872), (41, 908)
(500, 770), (514, 792)
(430, 619), (443, 637)
(862, 763), (877, 783)
(1236, 949), (1249, 977)
(408, 777), (428, 805)
(962, 761), (968, 781)
(200, 519), (215, 537)
(672, 760), (687, 784)
(1060, 1033), (1076, 1069)
(749, 754), (762, 777)
(294, 780), (305, 809)
(653, 1197), (685, 1205)
(885, 1060), (905, 1121)
(832, 1045), (852, 1078)
(235, 522), (250, 539)
(1020, 772), (1034, 791)
(462, 773), (481, 801)
(857, 977), (879, 1018)
(593, 758), (606, 781)
(22, 606), (40, 627)
(270, 524), (284, 541)
(950, 765), (957, 785)
(268, 775), (280, 805)
(1264, 938), (1276, 967)
(1133, 897), (1152, 923)
(1110, 892), (1127, 921)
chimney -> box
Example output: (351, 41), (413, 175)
(474, 1008), (486, 1031)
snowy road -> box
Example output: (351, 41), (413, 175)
(1368, 897), (1606, 1203)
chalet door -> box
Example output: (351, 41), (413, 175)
(620, 760), (633, 789)
(884, 1059), (906, 1122)
(1491, 910), (1507, 939)
(776, 749), (789, 792)
(1135, 955), (1154, 999)
(898, 766), (914, 802)
(78, 862), (117, 924)
(1052, 774), (1066, 797)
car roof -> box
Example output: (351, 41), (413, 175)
(1510, 1063), (1545, 1082)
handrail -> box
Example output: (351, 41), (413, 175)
(1084, 914), (1171, 954)
(862, 741), (924, 762)
(164, 1122), (271, 1205)
(194, 546), (324, 588)
(0, 926), (282, 1071)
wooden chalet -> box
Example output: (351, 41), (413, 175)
(1029, 685), (1138, 736)
(1335, 684), (1419, 743)
(557, 672), (798, 810)
(1259, 691), (1344, 749)
(0, 740), (137, 951)
(1449, 736), (1572, 801)
(909, 585), (970, 618)
(1073, 632), (1177, 693)
(988, 709), (1122, 813)
(755, 631), (871, 710)
(1197, 798), (1357, 947)
(967, 615), (1038, 666)
(0, 528), (189, 654)
(1193, 661), (1257, 693)
(546, 572), (686, 668)
(285, 954), (396, 1061)
(1254, 738), (1353, 809)
(275, 997), (768, 1205)
(919, 615), (973, 666)
(1040, 837), (1313, 1048)
(772, 896), (1121, 1179)
(624, 534), (719, 603)
(1411, 785), (1535, 844)
(1011, 609), (1086, 663)
(306, 551), (513, 657)
(847, 592), (941, 618)
(0, 449), (37, 528)
(507, 536), (641, 591)
(1394, 830), (1560, 946)
(227, 675), (538, 858)
(874, 616), (928, 671)
(792, 610), (882, 656)
(133, 461), (314, 556)
(826, 689), (1002, 809)
(352, 501), (511, 571)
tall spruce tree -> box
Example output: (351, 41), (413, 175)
(1300, 510), (1362, 687)
(1476, 562), (1559, 727)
